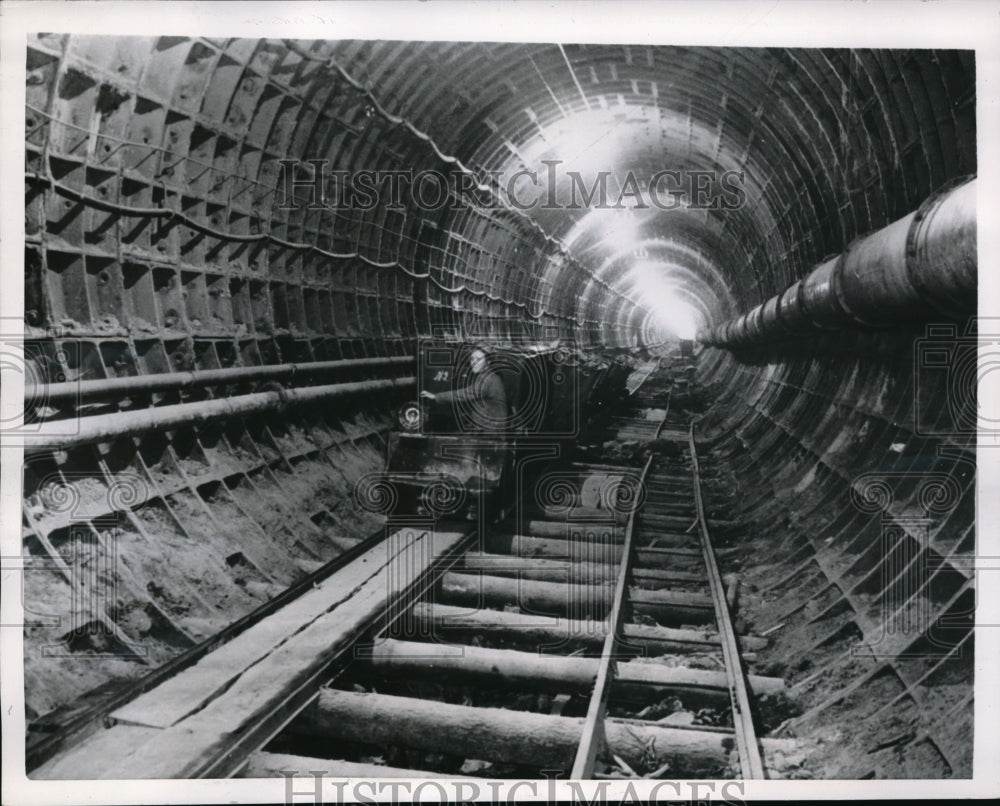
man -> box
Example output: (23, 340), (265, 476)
(420, 345), (508, 433)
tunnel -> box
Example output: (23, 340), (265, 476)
(14, 33), (980, 783)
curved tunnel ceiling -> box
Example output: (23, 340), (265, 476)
(25, 38), (975, 350)
(307, 42), (975, 335)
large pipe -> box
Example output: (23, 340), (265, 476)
(25, 356), (413, 404)
(22, 376), (416, 453)
(704, 176), (976, 346)
(776, 279), (809, 332)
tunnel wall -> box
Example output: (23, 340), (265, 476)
(25, 35), (645, 361)
(673, 48), (977, 776)
(694, 326), (975, 776)
(682, 48), (976, 777)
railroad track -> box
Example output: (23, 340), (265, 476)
(33, 355), (788, 780)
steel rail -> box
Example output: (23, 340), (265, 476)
(570, 453), (655, 778)
(653, 387), (673, 441)
(688, 422), (765, 778)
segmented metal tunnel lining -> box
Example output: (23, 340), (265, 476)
(22, 34), (977, 514)
(26, 37), (975, 351)
(318, 42), (975, 307)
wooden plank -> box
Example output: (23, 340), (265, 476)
(617, 658), (784, 695)
(538, 505), (628, 524)
(569, 461), (640, 473)
(439, 572), (712, 621)
(485, 532), (702, 563)
(485, 532), (625, 560)
(639, 545), (703, 558)
(30, 725), (162, 780)
(26, 524), (388, 773)
(305, 688), (740, 775)
(33, 528), (469, 780)
(637, 530), (700, 547)
(408, 602), (769, 651)
(461, 551), (705, 586)
(111, 530), (434, 729)
(367, 638), (785, 696)
(525, 520), (625, 540)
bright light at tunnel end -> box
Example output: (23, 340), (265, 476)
(626, 263), (704, 340)
(646, 295), (701, 340)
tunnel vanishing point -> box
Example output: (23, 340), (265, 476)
(11, 34), (984, 783)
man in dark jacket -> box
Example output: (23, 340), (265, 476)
(420, 346), (508, 433)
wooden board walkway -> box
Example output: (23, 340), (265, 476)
(33, 527), (469, 779)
